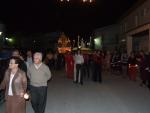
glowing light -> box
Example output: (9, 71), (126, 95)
(94, 38), (100, 44)
(89, 0), (93, 3)
(83, 0), (87, 2)
(8, 38), (13, 42)
(121, 39), (126, 42)
(0, 32), (2, 35)
(87, 42), (90, 46)
(5, 37), (9, 40)
(58, 0), (95, 3)
(94, 37), (102, 49)
(24, 93), (29, 100)
(57, 33), (71, 53)
(129, 64), (138, 68)
(5, 37), (13, 43)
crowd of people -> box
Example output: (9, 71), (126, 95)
(0, 48), (150, 113)
(65, 50), (102, 85)
(0, 49), (52, 113)
(64, 50), (150, 89)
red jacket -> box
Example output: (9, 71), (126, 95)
(92, 54), (102, 65)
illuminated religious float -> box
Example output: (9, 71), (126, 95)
(57, 32), (71, 53)
(72, 35), (92, 54)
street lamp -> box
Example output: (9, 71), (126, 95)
(8, 38), (13, 42)
(94, 37), (102, 49)
(5, 37), (13, 43)
(5, 37), (9, 40)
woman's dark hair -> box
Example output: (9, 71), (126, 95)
(10, 56), (21, 65)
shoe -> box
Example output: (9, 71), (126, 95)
(80, 82), (83, 85)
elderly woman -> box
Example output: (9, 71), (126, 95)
(0, 57), (27, 113)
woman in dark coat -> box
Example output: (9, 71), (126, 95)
(0, 57), (27, 113)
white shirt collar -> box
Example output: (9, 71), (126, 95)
(34, 63), (42, 69)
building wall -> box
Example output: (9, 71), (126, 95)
(94, 25), (119, 51)
(120, 0), (150, 34)
(119, 0), (150, 54)
(132, 34), (149, 52)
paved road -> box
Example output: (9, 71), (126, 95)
(1, 70), (150, 113)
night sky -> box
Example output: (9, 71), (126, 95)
(0, 0), (137, 36)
